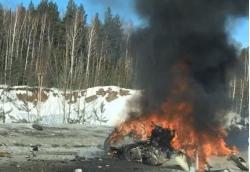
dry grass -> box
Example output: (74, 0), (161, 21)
(119, 89), (130, 96)
(85, 95), (98, 103)
(106, 91), (118, 102)
(96, 88), (107, 96)
(16, 90), (48, 102)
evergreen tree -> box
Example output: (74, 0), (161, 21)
(103, 7), (124, 60)
(37, 0), (48, 14)
(28, 1), (35, 13)
(63, 0), (77, 24)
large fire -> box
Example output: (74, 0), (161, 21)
(107, 63), (237, 171)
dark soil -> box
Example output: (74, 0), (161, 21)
(0, 158), (182, 172)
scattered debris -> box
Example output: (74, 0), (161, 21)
(105, 126), (191, 171)
(32, 124), (43, 131)
(228, 153), (248, 171)
(106, 125), (249, 171)
(161, 152), (190, 171)
(0, 150), (11, 158)
(73, 155), (86, 161)
(0, 143), (7, 146)
(30, 145), (40, 158)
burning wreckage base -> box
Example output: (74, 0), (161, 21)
(105, 126), (248, 172)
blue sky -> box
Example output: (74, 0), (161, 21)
(0, 0), (248, 47)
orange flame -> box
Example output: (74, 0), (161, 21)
(108, 62), (237, 171)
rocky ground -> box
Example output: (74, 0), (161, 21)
(0, 123), (248, 172)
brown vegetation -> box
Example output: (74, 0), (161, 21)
(16, 90), (48, 102)
(106, 91), (118, 102)
(85, 95), (98, 103)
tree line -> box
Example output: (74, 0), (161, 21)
(0, 0), (133, 90)
(0, 0), (248, 120)
(229, 48), (249, 120)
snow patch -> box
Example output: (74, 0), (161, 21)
(0, 86), (140, 126)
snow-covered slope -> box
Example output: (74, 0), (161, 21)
(0, 85), (246, 129)
(0, 85), (140, 126)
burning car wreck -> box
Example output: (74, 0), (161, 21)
(105, 126), (191, 171)
(102, 0), (249, 171)
(105, 125), (248, 172)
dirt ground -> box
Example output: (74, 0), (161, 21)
(0, 124), (181, 172)
(0, 123), (248, 172)
(0, 157), (185, 172)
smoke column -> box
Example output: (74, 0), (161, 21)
(132, 0), (248, 131)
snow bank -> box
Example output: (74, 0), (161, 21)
(0, 85), (245, 129)
(0, 85), (140, 126)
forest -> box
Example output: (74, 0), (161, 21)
(0, 0), (248, 118)
(0, 0), (133, 90)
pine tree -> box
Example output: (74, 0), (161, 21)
(63, 0), (77, 24)
(28, 1), (35, 13)
(103, 7), (124, 60)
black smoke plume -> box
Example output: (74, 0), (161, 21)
(132, 0), (248, 131)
